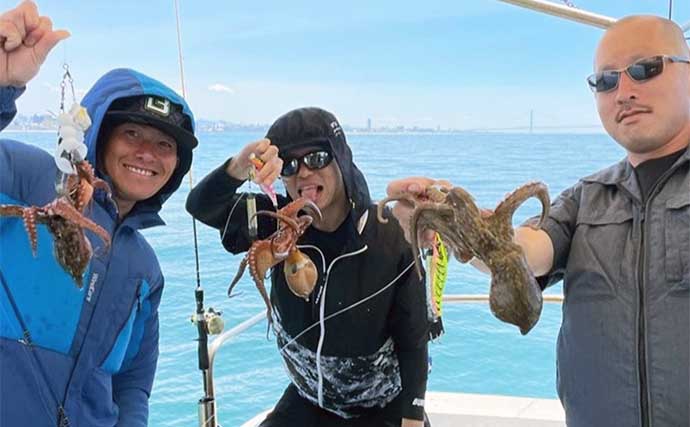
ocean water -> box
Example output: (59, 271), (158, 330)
(4, 130), (625, 426)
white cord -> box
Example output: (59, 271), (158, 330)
(279, 257), (416, 354)
(220, 192), (247, 242)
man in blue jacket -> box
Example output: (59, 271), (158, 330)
(0, 2), (198, 426)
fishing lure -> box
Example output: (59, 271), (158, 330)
(426, 232), (448, 339)
(55, 64), (90, 182)
(248, 153), (278, 208)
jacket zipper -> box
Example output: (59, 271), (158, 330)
(636, 213), (649, 427)
(60, 225), (118, 415)
(635, 164), (679, 427)
(314, 245), (368, 408)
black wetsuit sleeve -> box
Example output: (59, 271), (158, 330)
(390, 250), (430, 421)
(185, 159), (283, 254)
(397, 345), (428, 421)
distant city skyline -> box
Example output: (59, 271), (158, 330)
(4, 111), (605, 134)
(11, 1), (690, 131)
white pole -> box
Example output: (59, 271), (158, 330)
(681, 20), (690, 33)
(497, 0), (616, 29)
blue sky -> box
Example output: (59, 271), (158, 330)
(13, 0), (690, 130)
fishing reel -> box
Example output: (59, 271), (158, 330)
(190, 307), (225, 335)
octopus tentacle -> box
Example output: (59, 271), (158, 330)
(90, 177), (112, 197)
(23, 207), (39, 256)
(75, 179), (94, 212)
(279, 198), (322, 221)
(0, 159), (113, 287)
(378, 182), (548, 335)
(376, 194), (421, 224)
(77, 161), (111, 197)
(245, 243), (275, 328)
(426, 216), (475, 263)
(424, 185), (450, 203)
(410, 204), (457, 279)
(252, 210), (300, 233)
(0, 205), (39, 256)
(298, 199), (322, 222)
(0, 205), (26, 217)
(295, 215), (313, 232)
(228, 256), (248, 297)
(492, 181), (550, 232)
(49, 200), (111, 251)
(229, 197), (319, 332)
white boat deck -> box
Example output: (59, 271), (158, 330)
(241, 391), (565, 426)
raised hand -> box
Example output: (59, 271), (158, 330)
(226, 138), (283, 188)
(0, 1), (69, 87)
(385, 176), (451, 246)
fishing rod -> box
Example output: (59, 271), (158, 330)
(172, 1), (279, 424)
(171, 1), (226, 426)
(170, 0), (281, 410)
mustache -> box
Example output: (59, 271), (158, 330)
(616, 103), (652, 123)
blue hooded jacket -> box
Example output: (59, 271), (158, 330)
(0, 69), (195, 427)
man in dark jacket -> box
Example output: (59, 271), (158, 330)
(187, 107), (430, 427)
(387, 15), (689, 427)
(0, 2), (198, 426)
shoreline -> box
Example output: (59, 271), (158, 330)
(2, 129), (606, 136)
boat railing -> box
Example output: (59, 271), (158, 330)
(198, 293), (564, 426)
(496, 0), (615, 29)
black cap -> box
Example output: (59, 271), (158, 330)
(105, 95), (198, 151)
(266, 107), (345, 157)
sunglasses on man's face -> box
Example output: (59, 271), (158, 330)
(281, 150), (334, 177)
(587, 55), (690, 93)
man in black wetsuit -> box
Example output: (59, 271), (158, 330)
(187, 107), (431, 427)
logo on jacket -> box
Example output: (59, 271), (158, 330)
(86, 272), (99, 303)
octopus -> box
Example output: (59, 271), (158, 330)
(0, 160), (111, 287)
(378, 181), (550, 335)
(229, 197), (321, 326)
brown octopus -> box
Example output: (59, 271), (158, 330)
(0, 160), (111, 287)
(378, 181), (550, 335)
(229, 197), (321, 326)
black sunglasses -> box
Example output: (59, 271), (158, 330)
(587, 55), (690, 93)
(281, 150), (333, 177)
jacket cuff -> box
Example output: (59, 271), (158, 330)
(521, 216), (568, 290)
(398, 346), (428, 420)
(0, 86), (26, 130)
(207, 157), (246, 191)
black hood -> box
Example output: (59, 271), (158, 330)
(265, 107), (371, 220)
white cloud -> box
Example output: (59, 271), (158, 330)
(208, 84), (236, 95)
